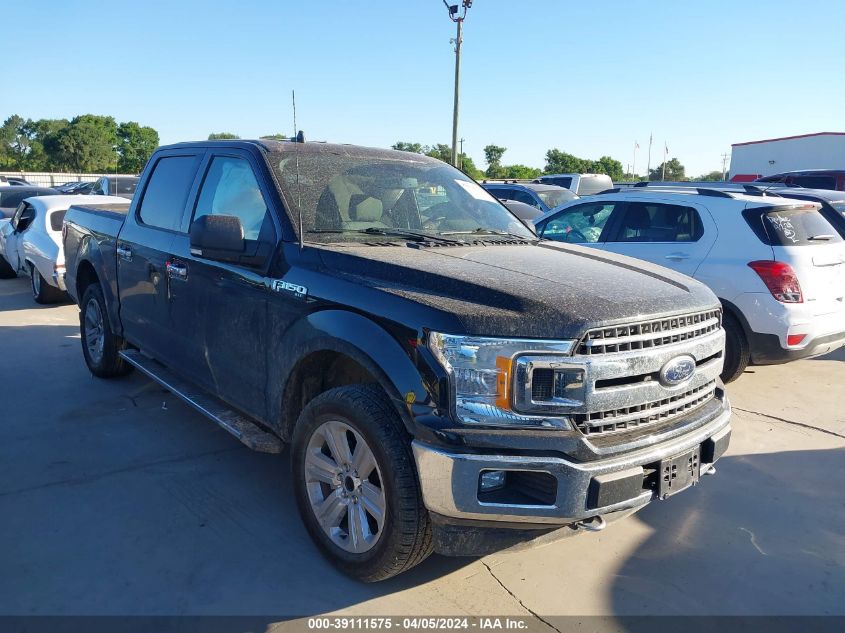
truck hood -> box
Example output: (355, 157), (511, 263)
(315, 241), (719, 339)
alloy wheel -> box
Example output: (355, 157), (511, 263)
(304, 419), (387, 554)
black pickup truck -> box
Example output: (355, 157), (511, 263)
(63, 139), (732, 581)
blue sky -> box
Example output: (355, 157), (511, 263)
(7, 0), (844, 176)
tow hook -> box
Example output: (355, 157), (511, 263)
(574, 515), (606, 532)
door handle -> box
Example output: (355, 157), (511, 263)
(166, 260), (188, 281)
(116, 244), (133, 261)
(665, 252), (690, 261)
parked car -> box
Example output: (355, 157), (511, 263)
(755, 169), (845, 191)
(64, 139), (731, 581)
(70, 182), (96, 195)
(481, 181), (578, 214)
(90, 175), (139, 199)
(0, 194), (127, 303)
(0, 176), (33, 187)
(533, 173), (614, 196)
(0, 186), (58, 218)
(534, 187), (845, 382)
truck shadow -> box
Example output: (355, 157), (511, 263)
(609, 447), (845, 616)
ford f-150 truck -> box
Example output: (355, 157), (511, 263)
(63, 139), (732, 581)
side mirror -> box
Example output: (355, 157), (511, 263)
(189, 214), (245, 262)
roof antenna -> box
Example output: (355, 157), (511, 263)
(292, 90), (304, 250)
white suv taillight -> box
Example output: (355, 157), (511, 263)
(748, 260), (803, 303)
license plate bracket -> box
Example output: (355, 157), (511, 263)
(658, 448), (700, 499)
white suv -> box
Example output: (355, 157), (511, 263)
(534, 187), (845, 382)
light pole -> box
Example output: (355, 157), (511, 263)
(444, 0), (471, 168)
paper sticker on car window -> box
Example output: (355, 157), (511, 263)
(454, 179), (489, 200)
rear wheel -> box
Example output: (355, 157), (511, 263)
(0, 255), (15, 279)
(30, 264), (65, 304)
(80, 283), (132, 378)
(291, 385), (432, 582)
(720, 312), (750, 383)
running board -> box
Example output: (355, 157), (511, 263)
(119, 349), (284, 454)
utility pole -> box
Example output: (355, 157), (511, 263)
(721, 152), (730, 180)
(646, 133), (653, 180)
(444, 1), (472, 168)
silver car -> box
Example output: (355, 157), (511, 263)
(0, 195), (127, 303)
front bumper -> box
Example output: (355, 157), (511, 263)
(412, 402), (731, 526)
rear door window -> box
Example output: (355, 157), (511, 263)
(137, 155), (202, 231)
(743, 205), (843, 246)
(49, 210), (66, 232)
(615, 202), (703, 242)
(509, 189), (542, 209)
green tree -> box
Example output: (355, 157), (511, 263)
(423, 143), (452, 162)
(0, 115), (28, 168)
(697, 170), (724, 181)
(648, 158), (686, 181)
(483, 144), (507, 178)
(260, 133), (289, 141)
(392, 141), (423, 153)
(117, 122), (159, 173)
(24, 118), (69, 170)
(51, 115), (118, 172)
(501, 164), (541, 180)
(208, 132), (240, 140)
(594, 155), (624, 181)
(544, 149), (590, 174)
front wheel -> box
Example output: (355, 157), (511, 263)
(291, 385), (432, 582)
(80, 283), (133, 378)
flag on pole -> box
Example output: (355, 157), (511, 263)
(635, 141), (640, 149)
(664, 142), (669, 155)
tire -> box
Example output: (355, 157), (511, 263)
(80, 283), (133, 378)
(30, 263), (65, 304)
(0, 254), (15, 279)
(291, 384), (432, 582)
(720, 312), (750, 383)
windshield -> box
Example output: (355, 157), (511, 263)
(536, 188), (577, 209)
(271, 150), (534, 243)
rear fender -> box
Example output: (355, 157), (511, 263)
(73, 234), (122, 336)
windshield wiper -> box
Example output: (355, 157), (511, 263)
(807, 234), (834, 241)
(306, 227), (466, 244)
(440, 228), (535, 240)
(359, 227), (467, 244)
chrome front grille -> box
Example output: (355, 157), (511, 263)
(572, 381), (717, 436)
(577, 309), (721, 355)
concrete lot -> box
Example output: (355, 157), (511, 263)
(1, 276), (843, 617)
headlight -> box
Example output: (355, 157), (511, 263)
(428, 332), (574, 429)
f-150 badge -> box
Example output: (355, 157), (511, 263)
(271, 279), (308, 299)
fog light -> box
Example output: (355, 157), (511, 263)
(479, 470), (507, 492)
(787, 334), (806, 346)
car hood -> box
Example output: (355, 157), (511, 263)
(315, 241), (719, 339)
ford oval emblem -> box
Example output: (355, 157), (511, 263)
(659, 355), (696, 387)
